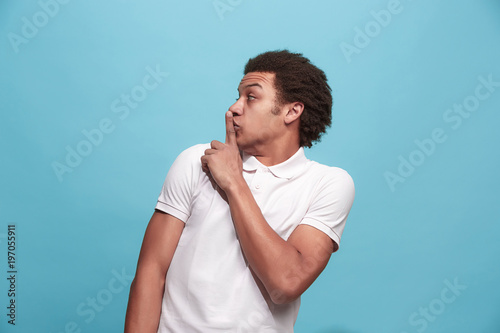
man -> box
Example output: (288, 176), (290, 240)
(125, 50), (355, 332)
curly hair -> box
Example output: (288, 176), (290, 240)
(244, 50), (332, 148)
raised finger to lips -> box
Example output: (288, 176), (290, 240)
(225, 111), (236, 146)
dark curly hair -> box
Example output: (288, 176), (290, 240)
(244, 50), (332, 148)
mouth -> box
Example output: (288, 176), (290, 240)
(233, 122), (240, 130)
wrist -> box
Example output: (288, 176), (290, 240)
(225, 176), (248, 197)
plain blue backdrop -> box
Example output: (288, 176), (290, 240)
(1, 0), (499, 332)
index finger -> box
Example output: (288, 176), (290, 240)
(225, 111), (236, 146)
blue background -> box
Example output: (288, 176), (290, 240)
(1, 0), (500, 332)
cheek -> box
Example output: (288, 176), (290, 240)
(256, 126), (274, 142)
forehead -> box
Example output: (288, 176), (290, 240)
(238, 72), (276, 91)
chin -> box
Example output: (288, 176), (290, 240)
(236, 140), (247, 150)
(235, 140), (250, 152)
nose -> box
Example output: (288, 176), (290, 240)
(228, 98), (243, 116)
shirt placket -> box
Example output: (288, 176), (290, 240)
(250, 166), (270, 193)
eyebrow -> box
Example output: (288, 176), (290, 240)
(237, 83), (263, 93)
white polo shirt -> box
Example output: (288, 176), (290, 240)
(155, 143), (355, 333)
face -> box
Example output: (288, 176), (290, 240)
(229, 72), (284, 152)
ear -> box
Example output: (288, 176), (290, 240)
(284, 102), (304, 125)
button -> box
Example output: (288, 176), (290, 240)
(255, 184), (261, 189)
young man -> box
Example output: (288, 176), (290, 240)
(125, 50), (355, 332)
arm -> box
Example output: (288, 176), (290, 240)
(124, 210), (184, 333)
(201, 112), (345, 304)
(225, 181), (334, 304)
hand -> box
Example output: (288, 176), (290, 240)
(201, 111), (244, 192)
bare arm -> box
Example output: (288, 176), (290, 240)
(201, 112), (336, 304)
(225, 181), (334, 304)
(124, 210), (184, 333)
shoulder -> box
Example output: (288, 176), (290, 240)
(309, 161), (354, 187)
(177, 143), (211, 159)
(172, 143), (210, 165)
(164, 143), (210, 178)
(305, 161), (355, 198)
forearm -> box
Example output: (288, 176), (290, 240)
(225, 181), (305, 303)
(124, 267), (165, 333)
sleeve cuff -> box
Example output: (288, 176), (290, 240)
(155, 201), (189, 223)
(299, 217), (341, 252)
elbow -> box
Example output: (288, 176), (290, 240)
(268, 269), (308, 304)
(269, 283), (302, 305)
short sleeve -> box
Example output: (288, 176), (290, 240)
(155, 144), (206, 223)
(299, 168), (355, 252)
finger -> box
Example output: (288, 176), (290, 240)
(204, 148), (217, 155)
(225, 111), (236, 146)
(210, 140), (223, 150)
(200, 156), (209, 171)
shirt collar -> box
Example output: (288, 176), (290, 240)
(242, 147), (308, 180)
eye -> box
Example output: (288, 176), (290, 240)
(247, 95), (256, 101)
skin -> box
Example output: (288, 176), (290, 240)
(124, 211), (184, 333)
(125, 72), (334, 332)
(225, 72), (303, 165)
(200, 72), (335, 304)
